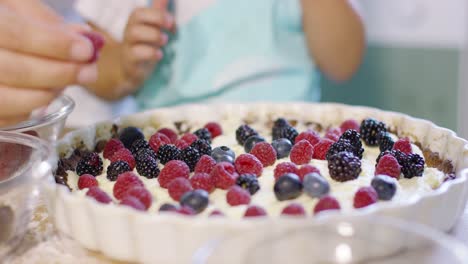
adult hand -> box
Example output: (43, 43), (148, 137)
(0, 1), (101, 126)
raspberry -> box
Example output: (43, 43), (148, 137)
(190, 173), (215, 193)
(76, 152), (103, 176)
(210, 162), (239, 189)
(274, 162), (298, 180)
(234, 154), (263, 177)
(81, 31), (104, 62)
(226, 186), (251, 206)
(297, 165), (321, 181)
(194, 128), (212, 143)
(250, 142), (277, 167)
(312, 138), (334, 160)
(236, 174), (260, 195)
(168, 178), (193, 201)
(157, 128), (178, 143)
(103, 139), (125, 159)
(174, 206), (196, 216)
(181, 133), (198, 145)
(106, 160), (132, 181)
(295, 130), (320, 146)
(174, 139), (189, 150)
(191, 139), (212, 156)
(149, 132), (171, 153)
(209, 209), (224, 217)
(157, 144), (181, 164)
(290, 140), (314, 165)
(313, 195), (341, 215)
(244, 205), (267, 218)
(180, 146), (201, 171)
(113, 172), (144, 200)
(375, 154), (401, 179)
(122, 186), (152, 210)
(194, 155), (216, 174)
(360, 118), (386, 146)
(77, 174), (98, 190)
(158, 160), (190, 188)
(328, 151), (361, 182)
(204, 122), (223, 138)
(340, 119), (360, 133)
(120, 196), (146, 211)
(353, 186), (378, 208)
(110, 148), (136, 169)
(236, 124), (258, 145)
(86, 187), (112, 204)
(393, 138), (412, 154)
(281, 203), (306, 216)
(324, 128), (341, 142)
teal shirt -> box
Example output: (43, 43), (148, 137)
(136, 0), (320, 109)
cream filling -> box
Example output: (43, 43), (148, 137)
(67, 122), (445, 218)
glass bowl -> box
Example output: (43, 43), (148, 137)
(0, 95), (75, 142)
(0, 132), (54, 259)
(193, 216), (468, 264)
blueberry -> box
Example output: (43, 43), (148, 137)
(215, 155), (234, 164)
(159, 203), (177, 212)
(303, 173), (330, 198)
(274, 173), (303, 201)
(180, 189), (209, 213)
(212, 146), (235, 162)
(371, 175), (397, 201)
(244, 135), (266, 153)
(271, 138), (293, 159)
(119, 126), (144, 149)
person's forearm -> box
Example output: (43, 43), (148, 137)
(84, 24), (137, 101)
(301, 0), (365, 82)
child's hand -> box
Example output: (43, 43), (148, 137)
(122, 0), (174, 87)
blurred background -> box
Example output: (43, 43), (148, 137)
(44, 0), (468, 138)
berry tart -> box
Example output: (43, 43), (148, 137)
(47, 103), (468, 263)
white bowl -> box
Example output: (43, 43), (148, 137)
(46, 103), (468, 263)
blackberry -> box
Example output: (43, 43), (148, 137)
(180, 146), (201, 171)
(236, 174), (260, 195)
(106, 160), (131, 181)
(119, 126), (144, 149)
(326, 139), (363, 160)
(360, 118), (387, 146)
(191, 139), (212, 156)
(76, 152), (103, 176)
(194, 128), (212, 143)
(401, 153), (425, 178)
(136, 154), (160, 179)
(339, 129), (362, 150)
(157, 144), (181, 164)
(274, 125), (299, 143)
(327, 151), (361, 182)
(377, 132), (394, 152)
(236, 125), (258, 145)
(135, 148), (157, 161)
(272, 118), (289, 139)
(130, 138), (150, 156)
